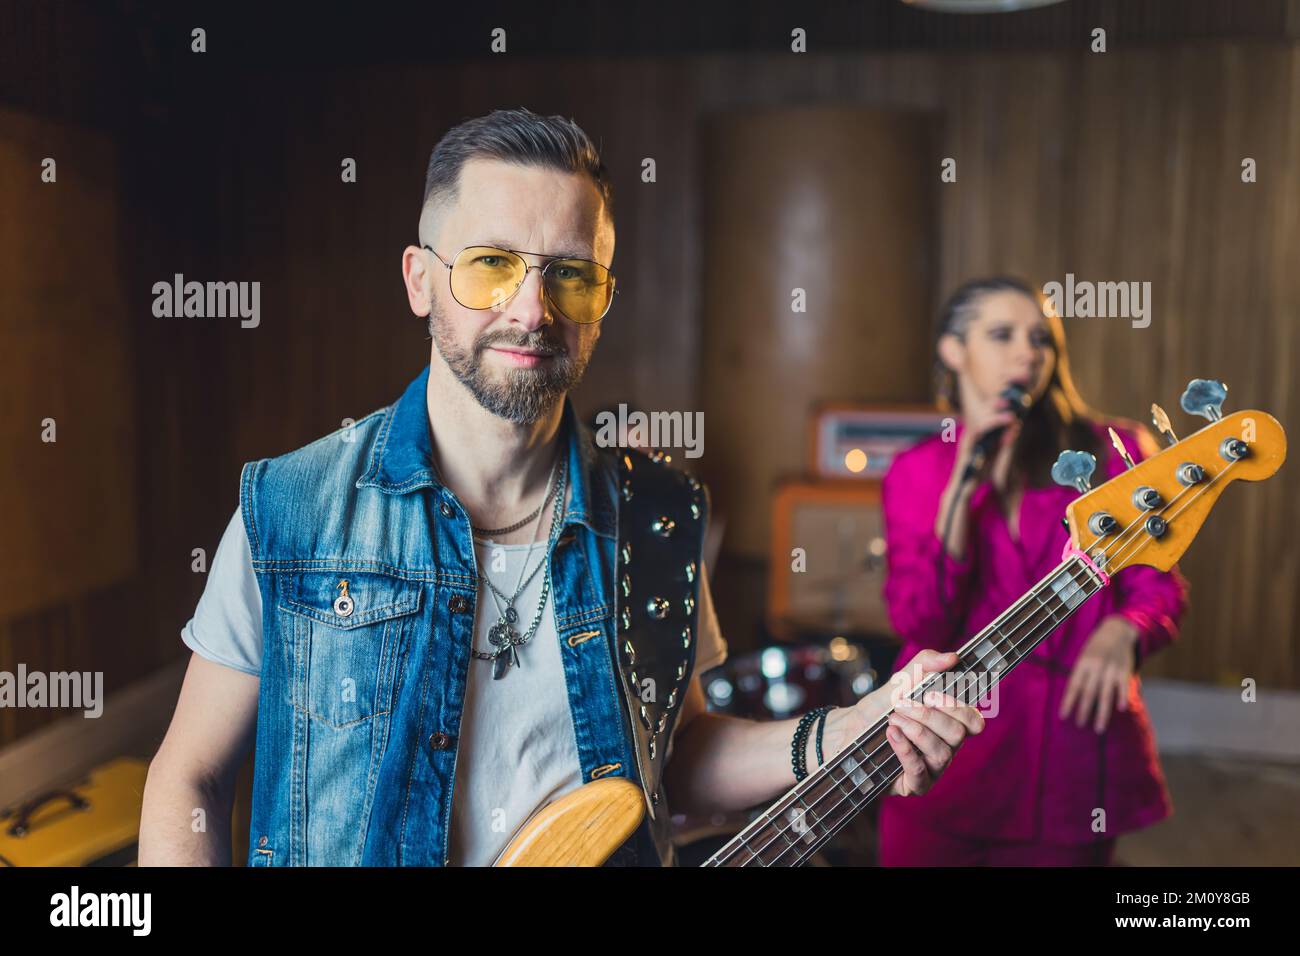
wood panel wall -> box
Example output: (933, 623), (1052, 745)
(0, 109), (138, 621)
(4, 36), (1298, 751)
(699, 107), (939, 558)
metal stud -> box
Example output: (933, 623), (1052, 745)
(639, 704), (652, 730)
(620, 606), (631, 631)
(623, 639), (636, 664)
(686, 475), (701, 491)
(683, 594), (695, 616)
(650, 516), (676, 538)
(620, 479), (633, 501)
(648, 736), (658, 760)
(666, 688), (679, 710)
(620, 540), (632, 564)
(622, 453), (634, 472)
(690, 501), (701, 521)
(646, 596), (670, 620)
(676, 662), (686, 681)
(656, 713), (667, 733)
(681, 625), (692, 649)
(621, 572), (632, 598)
(683, 560), (696, 583)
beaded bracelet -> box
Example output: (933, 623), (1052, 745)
(791, 705), (834, 781)
(790, 710), (818, 781)
(814, 707), (835, 768)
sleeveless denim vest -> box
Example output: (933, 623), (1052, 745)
(239, 365), (701, 866)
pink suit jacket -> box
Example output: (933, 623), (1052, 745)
(878, 419), (1189, 844)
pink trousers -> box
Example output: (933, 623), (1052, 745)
(878, 807), (1117, 867)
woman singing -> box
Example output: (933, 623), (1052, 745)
(877, 276), (1188, 866)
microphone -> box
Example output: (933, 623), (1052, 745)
(960, 383), (1032, 482)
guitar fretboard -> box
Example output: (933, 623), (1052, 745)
(703, 555), (1105, 867)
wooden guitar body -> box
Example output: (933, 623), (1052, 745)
(493, 777), (645, 866)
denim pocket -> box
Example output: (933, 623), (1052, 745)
(278, 571), (422, 729)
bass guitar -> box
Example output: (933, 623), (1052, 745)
(495, 380), (1285, 866)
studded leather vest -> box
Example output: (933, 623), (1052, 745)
(609, 447), (710, 864)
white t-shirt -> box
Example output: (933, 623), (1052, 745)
(182, 506), (728, 866)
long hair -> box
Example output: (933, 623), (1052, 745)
(933, 276), (1101, 489)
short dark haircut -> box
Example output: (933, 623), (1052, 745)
(421, 108), (614, 239)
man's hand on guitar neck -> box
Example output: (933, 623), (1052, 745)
(664, 649), (983, 816)
(832, 649), (986, 797)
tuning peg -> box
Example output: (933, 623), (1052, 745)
(1179, 379), (1228, 422)
(1150, 403), (1179, 445)
(1108, 427), (1137, 469)
(1052, 450), (1097, 493)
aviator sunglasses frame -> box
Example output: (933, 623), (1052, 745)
(422, 243), (618, 324)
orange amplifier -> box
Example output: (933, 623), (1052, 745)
(768, 479), (894, 642)
(769, 405), (947, 641)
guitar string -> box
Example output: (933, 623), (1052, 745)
(763, 459), (1243, 867)
(708, 552), (1101, 866)
(709, 457), (1241, 866)
(710, 520), (1143, 866)
(709, 455), (1232, 866)
(721, 559), (1097, 867)
(730, 451), (1246, 866)
(763, 458), (1244, 867)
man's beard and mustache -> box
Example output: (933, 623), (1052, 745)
(430, 301), (593, 425)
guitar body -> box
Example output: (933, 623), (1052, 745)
(493, 777), (646, 866)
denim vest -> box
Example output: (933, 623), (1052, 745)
(239, 366), (676, 866)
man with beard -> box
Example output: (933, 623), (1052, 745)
(140, 109), (982, 867)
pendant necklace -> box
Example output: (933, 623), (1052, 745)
(472, 454), (567, 680)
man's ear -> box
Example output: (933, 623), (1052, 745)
(401, 245), (432, 317)
(936, 332), (965, 375)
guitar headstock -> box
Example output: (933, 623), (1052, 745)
(1060, 405), (1286, 575)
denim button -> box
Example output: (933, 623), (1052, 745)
(258, 835), (268, 847)
(428, 732), (455, 751)
(448, 594), (469, 613)
(439, 500), (453, 518)
(333, 580), (354, 617)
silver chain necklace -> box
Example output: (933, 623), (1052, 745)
(471, 456), (567, 680)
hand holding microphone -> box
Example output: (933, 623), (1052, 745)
(935, 382), (1033, 563)
(958, 383), (1032, 485)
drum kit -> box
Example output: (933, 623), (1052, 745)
(671, 634), (893, 865)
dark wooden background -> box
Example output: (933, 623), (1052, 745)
(2, 0), (1298, 749)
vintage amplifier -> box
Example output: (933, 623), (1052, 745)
(767, 479), (897, 642)
(809, 403), (948, 480)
